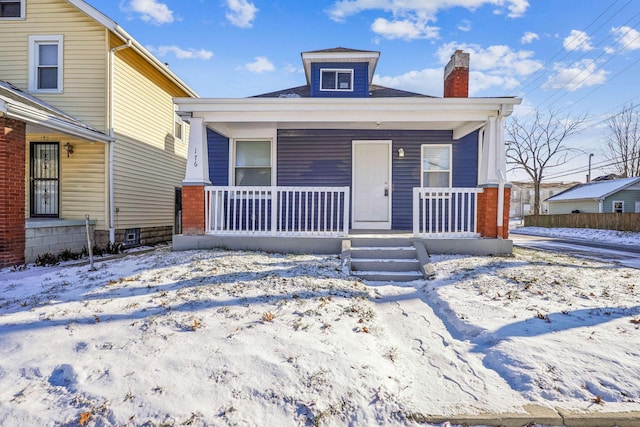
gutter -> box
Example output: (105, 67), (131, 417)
(4, 102), (112, 143)
(497, 168), (506, 238)
(107, 39), (132, 244)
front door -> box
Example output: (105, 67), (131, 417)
(352, 140), (391, 229)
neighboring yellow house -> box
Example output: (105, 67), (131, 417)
(0, 0), (198, 266)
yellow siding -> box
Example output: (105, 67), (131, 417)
(5, 1), (195, 235)
(24, 135), (108, 230)
(0, 0), (108, 131)
(111, 45), (189, 229)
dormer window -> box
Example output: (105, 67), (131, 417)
(320, 69), (353, 91)
(0, 0), (24, 19)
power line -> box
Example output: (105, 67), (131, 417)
(543, 154), (640, 180)
(534, 21), (640, 111)
(513, 0), (634, 97)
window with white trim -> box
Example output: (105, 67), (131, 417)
(421, 144), (452, 187)
(320, 69), (353, 91)
(234, 140), (272, 186)
(174, 113), (183, 141)
(28, 35), (63, 92)
(613, 200), (624, 213)
(0, 0), (24, 19)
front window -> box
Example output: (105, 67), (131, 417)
(0, 0), (23, 19)
(613, 201), (624, 213)
(29, 35), (63, 92)
(320, 69), (353, 91)
(421, 145), (452, 187)
(234, 140), (271, 186)
(30, 142), (60, 217)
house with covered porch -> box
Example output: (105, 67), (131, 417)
(173, 48), (520, 279)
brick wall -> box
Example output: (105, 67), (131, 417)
(182, 185), (205, 235)
(477, 186), (511, 239)
(443, 68), (469, 98)
(0, 117), (26, 267)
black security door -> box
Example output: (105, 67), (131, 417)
(30, 142), (60, 217)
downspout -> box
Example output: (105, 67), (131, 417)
(497, 168), (506, 238)
(496, 104), (509, 239)
(108, 39), (132, 244)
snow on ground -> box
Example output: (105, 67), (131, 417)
(513, 226), (640, 246)
(1, 232), (640, 426)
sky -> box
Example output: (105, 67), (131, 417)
(83, 0), (640, 182)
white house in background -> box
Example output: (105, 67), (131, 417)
(510, 181), (581, 217)
(546, 177), (640, 214)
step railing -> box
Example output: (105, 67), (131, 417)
(413, 187), (482, 237)
(205, 186), (350, 237)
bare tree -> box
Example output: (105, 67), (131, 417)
(506, 109), (586, 215)
(604, 104), (640, 178)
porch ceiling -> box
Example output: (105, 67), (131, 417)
(176, 96), (521, 140)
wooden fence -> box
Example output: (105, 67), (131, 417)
(524, 213), (640, 232)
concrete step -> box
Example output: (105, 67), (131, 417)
(350, 246), (417, 259)
(350, 237), (414, 248)
(345, 240), (426, 282)
(351, 270), (424, 282)
(351, 257), (421, 273)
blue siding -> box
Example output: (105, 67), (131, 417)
(207, 128), (229, 185)
(277, 129), (479, 230)
(310, 62), (369, 98)
(277, 129), (352, 186)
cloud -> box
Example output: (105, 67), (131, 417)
(374, 68), (443, 97)
(371, 17), (439, 40)
(457, 19), (472, 32)
(541, 60), (608, 91)
(436, 42), (542, 77)
(241, 57), (275, 73)
(225, 0), (259, 28)
(611, 26), (640, 51)
(373, 42), (538, 96)
(520, 31), (539, 44)
(328, 0), (530, 24)
(563, 30), (593, 51)
(123, 0), (174, 25)
(152, 45), (213, 60)
(283, 63), (304, 74)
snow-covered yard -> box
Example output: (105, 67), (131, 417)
(1, 230), (640, 426)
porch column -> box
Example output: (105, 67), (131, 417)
(0, 117), (26, 267)
(478, 115), (510, 239)
(182, 117), (211, 235)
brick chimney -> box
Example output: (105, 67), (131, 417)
(443, 50), (469, 98)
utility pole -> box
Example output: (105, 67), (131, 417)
(588, 153), (594, 182)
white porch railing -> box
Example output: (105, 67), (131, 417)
(413, 187), (482, 237)
(205, 186), (350, 237)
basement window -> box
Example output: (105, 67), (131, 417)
(123, 228), (141, 247)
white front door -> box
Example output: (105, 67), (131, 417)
(352, 140), (392, 229)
